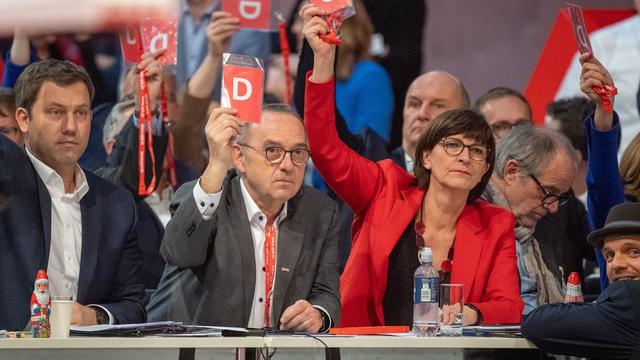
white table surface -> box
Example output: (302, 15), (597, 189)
(0, 335), (535, 349)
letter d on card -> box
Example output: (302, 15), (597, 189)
(565, 3), (593, 55)
(119, 25), (143, 63)
(222, 0), (272, 30)
(221, 53), (264, 123)
(140, 16), (179, 65)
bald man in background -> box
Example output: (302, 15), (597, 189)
(392, 70), (470, 172)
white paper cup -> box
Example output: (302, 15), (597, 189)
(50, 296), (73, 338)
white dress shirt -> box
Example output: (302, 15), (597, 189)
(26, 148), (114, 324)
(192, 177), (332, 330)
(26, 147), (88, 300)
(193, 177), (286, 328)
(404, 151), (414, 173)
(144, 185), (174, 228)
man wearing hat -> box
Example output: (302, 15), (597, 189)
(522, 202), (640, 360)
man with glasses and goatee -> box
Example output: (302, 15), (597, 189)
(159, 104), (340, 333)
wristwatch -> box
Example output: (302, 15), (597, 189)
(466, 303), (483, 325)
(94, 307), (110, 325)
(317, 309), (331, 333)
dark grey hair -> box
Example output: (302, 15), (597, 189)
(473, 86), (532, 120)
(15, 59), (94, 113)
(494, 124), (578, 178)
(235, 103), (304, 145)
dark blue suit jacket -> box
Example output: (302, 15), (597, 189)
(0, 135), (146, 330)
(522, 280), (640, 360)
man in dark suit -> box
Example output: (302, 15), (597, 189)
(522, 202), (640, 360)
(0, 59), (145, 330)
(159, 104), (340, 331)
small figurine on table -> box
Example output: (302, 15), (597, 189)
(30, 269), (51, 338)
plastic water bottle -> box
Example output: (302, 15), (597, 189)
(413, 247), (440, 337)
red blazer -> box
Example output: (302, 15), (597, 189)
(304, 76), (524, 326)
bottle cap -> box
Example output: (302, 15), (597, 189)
(567, 271), (581, 285)
(418, 247), (433, 263)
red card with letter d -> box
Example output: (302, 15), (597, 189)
(221, 53), (264, 123)
(565, 3), (593, 55)
(222, 0), (272, 30)
(119, 25), (143, 63)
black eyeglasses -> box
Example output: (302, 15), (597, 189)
(237, 143), (310, 166)
(529, 174), (569, 207)
(490, 119), (532, 139)
(439, 138), (489, 161)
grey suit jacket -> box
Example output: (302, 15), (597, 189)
(159, 173), (341, 328)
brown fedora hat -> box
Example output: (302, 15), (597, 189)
(588, 203), (640, 249)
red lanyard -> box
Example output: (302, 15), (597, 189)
(277, 18), (292, 105)
(264, 224), (277, 327)
(137, 69), (157, 196)
(160, 83), (178, 188)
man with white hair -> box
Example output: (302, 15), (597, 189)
(484, 124), (578, 314)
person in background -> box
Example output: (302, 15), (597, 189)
(176, 0), (271, 99)
(538, 97), (596, 290)
(361, 0), (426, 149)
(97, 13), (237, 296)
(304, 0), (394, 193)
(620, 132), (640, 203)
(546, 97), (595, 205)
(0, 87), (23, 145)
(554, 0), (640, 155)
(473, 86), (532, 142)
(334, 0), (393, 142)
(302, 3), (522, 327)
(579, 53), (636, 291)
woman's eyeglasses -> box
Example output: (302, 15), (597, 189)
(439, 138), (489, 162)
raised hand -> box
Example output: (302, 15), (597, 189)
(207, 11), (240, 60)
(300, 4), (335, 83)
(579, 52), (616, 130)
(135, 50), (165, 113)
(199, 107), (241, 193)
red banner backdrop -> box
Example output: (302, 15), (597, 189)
(524, 8), (635, 124)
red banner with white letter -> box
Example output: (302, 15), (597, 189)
(221, 53), (264, 123)
(222, 0), (272, 31)
(524, 8), (634, 123)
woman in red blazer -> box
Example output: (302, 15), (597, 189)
(300, 4), (523, 327)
